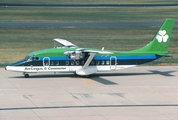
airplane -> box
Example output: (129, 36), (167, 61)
(5, 18), (174, 78)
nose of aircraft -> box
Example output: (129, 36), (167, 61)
(5, 66), (12, 71)
(5, 66), (9, 71)
(5, 66), (8, 70)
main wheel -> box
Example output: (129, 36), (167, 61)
(24, 74), (29, 78)
(85, 75), (91, 78)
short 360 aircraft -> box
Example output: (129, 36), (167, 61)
(5, 19), (174, 78)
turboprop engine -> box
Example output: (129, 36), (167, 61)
(64, 50), (84, 60)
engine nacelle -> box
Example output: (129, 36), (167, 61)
(70, 51), (83, 60)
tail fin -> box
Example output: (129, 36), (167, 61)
(134, 18), (174, 55)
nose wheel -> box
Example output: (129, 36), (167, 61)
(23, 73), (29, 78)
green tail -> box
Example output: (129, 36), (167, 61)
(134, 18), (174, 55)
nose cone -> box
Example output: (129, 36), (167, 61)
(5, 59), (26, 72)
(5, 66), (9, 71)
(5, 66), (19, 72)
(5, 66), (16, 71)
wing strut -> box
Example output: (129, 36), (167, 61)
(83, 53), (96, 69)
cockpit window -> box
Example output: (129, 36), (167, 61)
(36, 57), (39, 61)
(32, 57), (39, 61)
(24, 56), (32, 61)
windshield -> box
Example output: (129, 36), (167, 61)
(24, 56), (32, 61)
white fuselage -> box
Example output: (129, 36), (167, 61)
(6, 65), (136, 75)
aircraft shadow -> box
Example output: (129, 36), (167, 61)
(93, 70), (176, 77)
(10, 70), (176, 79)
(10, 70), (176, 85)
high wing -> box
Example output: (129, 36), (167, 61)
(81, 49), (113, 69)
(69, 48), (113, 76)
(75, 49), (113, 76)
(54, 39), (113, 75)
(82, 49), (113, 55)
(65, 47), (113, 62)
(53, 38), (78, 47)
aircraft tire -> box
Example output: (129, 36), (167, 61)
(24, 74), (29, 78)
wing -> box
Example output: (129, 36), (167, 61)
(65, 47), (113, 60)
(53, 38), (78, 47)
(75, 52), (97, 76)
(54, 39), (113, 75)
(82, 49), (113, 68)
(75, 49), (113, 76)
(83, 49), (113, 55)
(82, 52), (96, 69)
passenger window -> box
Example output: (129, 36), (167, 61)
(96, 61), (100, 65)
(66, 61), (69, 65)
(81, 61), (85, 65)
(51, 61), (54, 66)
(75, 60), (80, 65)
(102, 61), (105, 65)
(106, 61), (110, 65)
(56, 61), (59, 66)
(71, 61), (74, 65)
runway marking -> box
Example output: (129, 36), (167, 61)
(1, 104), (178, 111)
(84, 78), (95, 85)
(73, 77), (95, 84)
(84, 80), (94, 85)
(74, 77), (79, 80)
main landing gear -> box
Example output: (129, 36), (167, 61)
(23, 73), (29, 78)
(74, 71), (91, 78)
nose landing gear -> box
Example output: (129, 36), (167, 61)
(23, 73), (29, 78)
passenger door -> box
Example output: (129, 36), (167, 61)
(110, 56), (117, 70)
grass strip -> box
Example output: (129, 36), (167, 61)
(0, 0), (178, 4)
(0, 8), (178, 22)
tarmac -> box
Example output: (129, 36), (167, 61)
(0, 66), (178, 120)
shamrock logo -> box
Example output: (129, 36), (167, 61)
(156, 30), (169, 43)
(44, 67), (47, 70)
